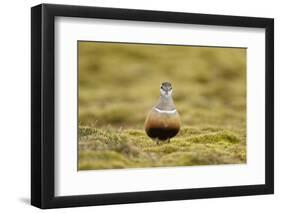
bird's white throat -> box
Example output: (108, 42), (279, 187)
(160, 88), (172, 97)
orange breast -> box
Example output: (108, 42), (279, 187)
(144, 109), (181, 140)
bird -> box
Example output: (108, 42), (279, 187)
(144, 82), (181, 144)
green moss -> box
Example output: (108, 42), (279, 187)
(78, 126), (246, 170)
(143, 144), (179, 154)
(79, 151), (131, 170)
(188, 131), (240, 144)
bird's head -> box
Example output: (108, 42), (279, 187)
(160, 82), (173, 97)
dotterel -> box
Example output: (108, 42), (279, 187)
(144, 82), (181, 143)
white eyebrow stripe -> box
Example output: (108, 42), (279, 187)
(154, 107), (177, 114)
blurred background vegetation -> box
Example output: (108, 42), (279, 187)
(78, 41), (246, 170)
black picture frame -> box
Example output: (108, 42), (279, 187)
(31, 3), (274, 209)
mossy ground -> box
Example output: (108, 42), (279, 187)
(78, 42), (246, 170)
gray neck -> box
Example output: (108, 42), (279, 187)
(155, 94), (176, 110)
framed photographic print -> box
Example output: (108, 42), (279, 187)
(31, 3), (274, 209)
